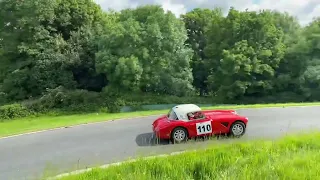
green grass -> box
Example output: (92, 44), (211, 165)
(56, 132), (320, 180)
(1, 102), (320, 138)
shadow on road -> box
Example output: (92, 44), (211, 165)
(135, 132), (172, 146)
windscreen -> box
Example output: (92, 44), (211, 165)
(167, 109), (178, 120)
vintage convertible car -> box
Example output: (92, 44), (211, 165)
(152, 104), (248, 143)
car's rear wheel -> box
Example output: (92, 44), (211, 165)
(229, 121), (246, 137)
(171, 127), (188, 144)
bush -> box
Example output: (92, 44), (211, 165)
(129, 102), (144, 111)
(0, 87), (218, 120)
(105, 98), (125, 113)
(0, 87), (315, 121)
(25, 86), (107, 113)
(120, 92), (215, 106)
(101, 87), (126, 113)
(0, 103), (34, 120)
(226, 92), (307, 104)
(19, 88), (217, 115)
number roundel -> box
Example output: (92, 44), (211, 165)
(206, 124), (211, 131)
(196, 121), (212, 135)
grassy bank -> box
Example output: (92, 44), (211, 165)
(56, 132), (320, 180)
(1, 102), (320, 138)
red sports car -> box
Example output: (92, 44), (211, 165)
(152, 104), (248, 143)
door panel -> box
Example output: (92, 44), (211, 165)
(186, 118), (213, 137)
(211, 120), (229, 134)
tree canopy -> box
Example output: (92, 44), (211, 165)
(0, 1), (320, 107)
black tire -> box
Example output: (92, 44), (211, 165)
(171, 127), (188, 144)
(229, 121), (246, 138)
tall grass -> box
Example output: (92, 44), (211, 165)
(58, 132), (320, 180)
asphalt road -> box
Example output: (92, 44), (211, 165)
(1, 106), (320, 180)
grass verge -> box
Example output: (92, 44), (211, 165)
(56, 132), (320, 180)
(1, 102), (320, 138)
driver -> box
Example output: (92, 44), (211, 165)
(194, 112), (203, 119)
(188, 112), (195, 120)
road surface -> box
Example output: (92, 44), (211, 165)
(1, 106), (320, 180)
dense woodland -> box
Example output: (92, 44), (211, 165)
(0, 0), (320, 118)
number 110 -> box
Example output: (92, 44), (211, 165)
(197, 124), (211, 132)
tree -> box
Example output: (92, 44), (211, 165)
(296, 19), (320, 99)
(1, 3), (320, 106)
(95, 5), (194, 96)
(205, 8), (286, 101)
(181, 8), (223, 96)
(0, 0), (107, 100)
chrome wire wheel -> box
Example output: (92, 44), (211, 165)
(171, 127), (187, 143)
(173, 129), (186, 141)
(232, 124), (244, 136)
(230, 122), (246, 137)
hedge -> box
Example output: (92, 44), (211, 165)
(0, 103), (35, 121)
(0, 86), (311, 121)
(0, 87), (216, 120)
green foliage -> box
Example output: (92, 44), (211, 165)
(0, 2), (320, 119)
(121, 93), (214, 105)
(95, 5), (194, 96)
(181, 8), (224, 95)
(0, 0), (107, 100)
(25, 86), (107, 113)
(205, 9), (286, 100)
(0, 103), (34, 120)
(22, 88), (214, 115)
(0, 91), (7, 105)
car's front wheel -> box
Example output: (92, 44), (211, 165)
(171, 127), (188, 144)
(229, 121), (246, 137)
